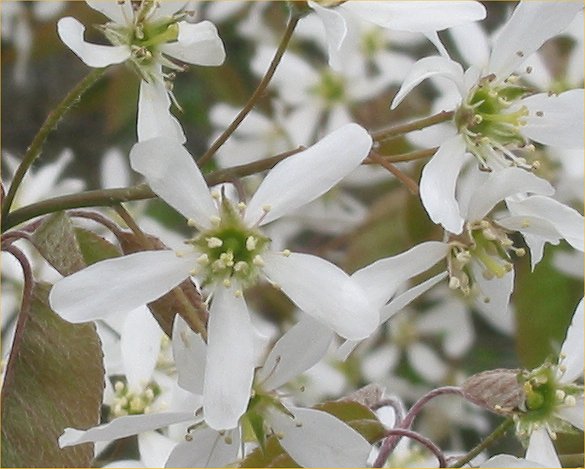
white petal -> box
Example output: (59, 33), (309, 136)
(258, 316), (334, 391)
(263, 252), (378, 340)
(481, 455), (546, 468)
(86, 1), (133, 23)
(526, 428), (561, 467)
(245, 124), (372, 226)
(521, 89), (585, 149)
(59, 412), (196, 447)
(342, 1), (486, 33)
(172, 315), (206, 395)
(560, 298), (584, 383)
(408, 343), (448, 382)
(130, 137), (217, 229)
(138, 431), (177, 468)
(57, 17), (130, 68)
(419, 135), (467, 234)
(160, 21), (225, 66)
(391, 56), (465, 109)
(465, 168), (554, 221)
(556, 397), (585, 431)
(308, 1), (348, 71)
(448, 22), (490, 68)
(122, 306), (163, 392)
(268, 407), (371, 468)
(472, 262), (514, 320)
(203, 287), (254, 430)
(49, 251), (194, 323)
(489, 2), (583, 80)
(165, 427), (239, 468)
(137, 80), (186, 143)
(352, 241), (449, 309)
(506, 196), (584, 252)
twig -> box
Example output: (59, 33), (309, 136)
(374, 428), (447, 468)
(372, 110), (454, 143)
(368, 151), (419, 195)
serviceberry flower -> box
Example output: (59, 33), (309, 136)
(58, 0), (225, 141)
(49, 123), (379, 430)
(391, 1), (584, 234)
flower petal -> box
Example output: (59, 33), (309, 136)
(172, 315), (206, 395)
(138, 431), (177, 468)
(263, 252), (378, 340)
(391, 56), (465, 109)
(268, 407), (371, 468)
(308, 1), (348, 71)
(57, 17), (130, 68)
(165, 427), (239, 468)
(203, 287), (255, 430)
(59, 412), (196, 447)
(556, 397), (585, 431)
(130, 137), (218, 229)
(408, 343), (448, 382)
(560, 298), (584, 383)
(465, 168), (554, 221)
(137, 79), (186, 143)
(86, 1), (133, 23)
(521, 89), (585, 149)
(526, 427), (561, 467)
(419, 135), (467, 234)
(160, 21), (225, 66)
(245, 124), (372, 226)
(472, 262), (514, 320)
(49, 251), (194, 323)
(351, 241), (449, 309)
(488, 2), (583, 80)
(481, 455), (546, 468)
(342, 1), (486, 33)
(257, 316), (334, 391)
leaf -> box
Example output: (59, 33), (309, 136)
(1, 283), (105, 467)
(239, 434), (299, 468)
(74, 227), (122, 264)
(31, 212), (86, 276)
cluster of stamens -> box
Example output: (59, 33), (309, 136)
(110, 379), (162, 418)
(455, 73), (540, 171)
(313, 70), (346, 105)
(447, 220), (525, 298)
(186, 197), (271, 293)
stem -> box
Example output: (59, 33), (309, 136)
(372, 110), (454, 142)
(2, 68), (106, 220)
(364, 147), (438, 164)
(368, 151), (419, 195)
(197, 13), (300, 167)
(2, 146), (306, 232)
(374, 429), (446, 468)
(68, 210), (124, 236)
(373, 386), (463, 467)
(449, 418), (514, 468)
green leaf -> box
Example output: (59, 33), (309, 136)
(31, 212), (86, 276)
(74, 227), (121, 264)
(239, 434), (299, 468)
(1, 283), (105, 467)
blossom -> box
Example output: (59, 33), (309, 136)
(49, 123), (378, 431)
(391, 1), (584, 234)
(57, 0), (225, 141)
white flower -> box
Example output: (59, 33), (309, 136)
(391, 1), (584, 234)
(57, 0), (225, 141)
(49, 123), (379, 430)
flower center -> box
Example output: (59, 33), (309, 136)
(455, 74), (534, 169)
(313, 71), (346, 105)
(110, 379), (162, 418)
(187, 199), (270, 289)
(447, 219), (525, 298)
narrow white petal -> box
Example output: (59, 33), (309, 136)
(419, 135), (467, 234)
(130, 137), (217, 229)
(269, 407), (371, 468)
(556, 397), (585, 431)
(165, 427), (239, 468)
(122, 306), (163, 392)
(391, 56), (465, 109)
(521, 89), (585, 149)
(466, 168), (554, 221)
(137, 80), (186, 143)
(472, 262), (514, 320)
(245, 124), (372, 226)
(86, 1), (132, 23)
(560, 298), (584, 383)
(448, 22), (490, 68)
(203, 287), (255, 430)
(343, 1), (486, 32)
(352, 241), (449, 309)
(481, 455), (546, 468)
(160, 21), (225, 66)
(263, 252), (378, 340)
(489, 2), (583, 79)
(506, 196), (584, 252)
(49, 251), (194, 323)
(57, 17), (130, 68)
(138, 432), (177, 468)
(308, 1), (348, 70)
(258, 316), (334, 391)
(525, 428), (561, 467)
(172, 315), (206, 395)
(408, 343), (448, 382)
(59, 412), (196, 447)
(497, 215), (562, 245)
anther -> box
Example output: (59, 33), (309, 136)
(197, 254), (210, 265)
(207, 237), (223, 248)
(253, 255), (265, 267)
(262, 204), (272, 213)
(282, 249), (291, 257)
(234, 290), (243, 298)
(565, 395), (576, 406)
(210, 216), (221, 226)
(223, 278), (232, 288)
(211, 190), (221, 200)
(536, 111), (544, 117)
(246, 236), (257, 251)
(449, 277), (461, 290)
(555, 390), (566, 401)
